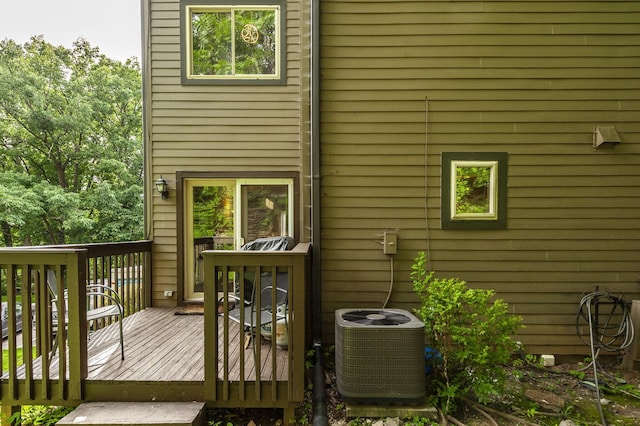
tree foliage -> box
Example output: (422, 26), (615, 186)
(192, 185), (234, 239)
(456, 166), (491, 214)
(0, 36), (143, 246)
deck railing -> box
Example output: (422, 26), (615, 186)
(1, 241), (310, 420)
(0, 241), (151, 403)
(202, 243), (311, 420)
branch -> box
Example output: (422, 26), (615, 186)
(467, 401), (498, 426)
(436, 408), (448, 426)
(465, 398), (541, 426)
(445, 415), (465, 426)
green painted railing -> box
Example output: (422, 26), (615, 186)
(203, 243), (311, 421)
(0, 241), (151, 405)
(0, 241), (309, 421)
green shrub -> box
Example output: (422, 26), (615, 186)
(8, 406), (73, 426)
(411, 252), (523, 414)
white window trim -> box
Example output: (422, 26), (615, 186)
(450, 160), (498, 220)
(184, 4), (282, 81)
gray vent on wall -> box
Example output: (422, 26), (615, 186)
(593, 126), (622, 149)
(335, 308), (426, 403)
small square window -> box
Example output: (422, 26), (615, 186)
(441, 152), (508, 230)
(181, 0), (286, 85)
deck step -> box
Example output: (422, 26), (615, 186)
(56, 402), (206, 426)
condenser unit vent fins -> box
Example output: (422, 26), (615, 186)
(335, 308), (426, 403)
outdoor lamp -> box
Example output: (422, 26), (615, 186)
(155, 176), (169, 199)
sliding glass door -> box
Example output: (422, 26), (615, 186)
(184, 178), (293, 301)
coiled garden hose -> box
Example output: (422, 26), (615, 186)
(577, 291), (634, 353)
(576, 290), (635, 426)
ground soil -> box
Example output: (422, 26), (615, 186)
(317, 358), (640, 426)
(207, 357), (640, 425)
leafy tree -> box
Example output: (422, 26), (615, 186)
(0, 36), (143, 246)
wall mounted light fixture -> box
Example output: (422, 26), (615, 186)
(155, 176), (169, 199)
(593, 126), (622, 149)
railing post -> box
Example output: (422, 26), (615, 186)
(66, 251), (88, 400)
(290, 249), (307, 401)
(203, 251), (218, 401)
(0, 405), (20, 425)
(6, 265), (19, 401)
(144, 249), (153, 308)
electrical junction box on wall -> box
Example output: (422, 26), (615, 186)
(383, 231), (397, 254)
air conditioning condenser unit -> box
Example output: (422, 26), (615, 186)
(335, 308), (426, 403)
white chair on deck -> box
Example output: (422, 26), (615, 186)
(47, 269), (125, 360)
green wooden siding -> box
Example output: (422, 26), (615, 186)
(320, 0), (640, 355)
(145, 0), (311, 305)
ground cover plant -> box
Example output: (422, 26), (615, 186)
(5, 406), (73, 426)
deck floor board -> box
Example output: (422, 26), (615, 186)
(12, 308), (288, 383)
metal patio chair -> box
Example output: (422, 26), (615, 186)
(226, 236), (292, 348)
(47, 269), (125, 361)
(228, 278), (288, 349)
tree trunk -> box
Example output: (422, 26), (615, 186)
(1, 221), (13, 247)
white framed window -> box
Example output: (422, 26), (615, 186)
(441, 152), (508, 230)
(181, 1), (285, 84)
(450, 160), (498, 220)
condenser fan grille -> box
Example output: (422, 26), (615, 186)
(341, 309), (412, 326)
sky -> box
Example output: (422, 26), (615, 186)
(0, 0), (142, 62)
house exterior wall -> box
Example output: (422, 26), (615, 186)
(144, 0), (640, 356)
(319, 0), (640, 355)
(143, 0), (311, 306)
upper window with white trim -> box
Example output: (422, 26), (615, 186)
(181, 0), (286, 85)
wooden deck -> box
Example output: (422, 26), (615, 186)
(18, 307), (289, 382)
(1, 245), (309, 417)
